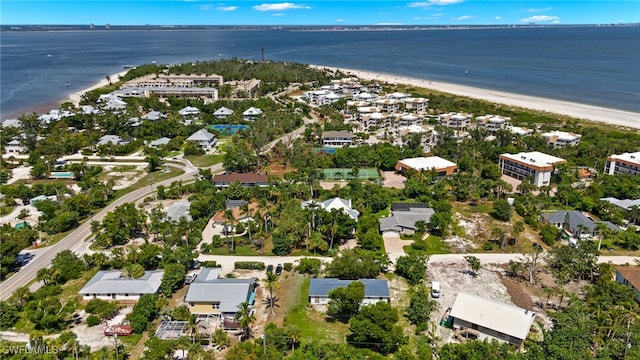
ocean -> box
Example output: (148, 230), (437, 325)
(1, 26), (639, 119)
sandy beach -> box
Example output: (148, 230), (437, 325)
(310, 65), (640, 130)
(68, 70), (129, 105)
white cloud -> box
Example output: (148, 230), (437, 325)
(520, 15), (560, 23)
(336, 18), (345, 23)
(409, 0), (463, 7)
(253, 3), (311, 11)
(494, 16), (501, 20)
(455, 15), (473, 21)
(199, 5), (211, 10)
(528, 7), (552, 12)
(273, 13), (284, 16)
(217, 6), (238, 11)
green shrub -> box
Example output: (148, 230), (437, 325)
(86, 314), (101, 327)
(283, 263), (293, 272)
(482, 241), (494, 251)
(234, 261), (265, 270)
(296, 258), (322, 275)
(200, 261), (221, 268)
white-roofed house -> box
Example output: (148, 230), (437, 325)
(476, 115), (511, 133)
(5, 138), (25, 154)
(499, 151), (566, 187)
(541, 130), (582, 148)
(242, 107), (263, 121)
(395, 156), (457, 176)
(1, 119), (22, 128)
(185, 269), (256, 327)
(186, 129), (217, 152)
(79, 270), (164, 305)
(301, 197), (359, 222)
(213, 106), (234, 119)
(449, 292), (537, 350)
(178, 106), (200, 125)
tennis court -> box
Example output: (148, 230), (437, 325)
(322, 168), (380, 180)
(207, 124), (248, 135)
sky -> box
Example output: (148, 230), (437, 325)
(1, 1), (639, 26)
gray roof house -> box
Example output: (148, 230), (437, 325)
(185, 270), (256, 324)
(540, 210), (620, 240)
(213, 106), (234, 119)
(242, 107), (263, 121)
(97, 135), (132, 146)
(309, 278), (390, 306)
(379, 203), (434, 234)
(165, 200), (192, 222)
(601, 197), (640, 212)
(301, 197), (359, 222)
(186, 129), (217, 151)
(79, 270), (163, 305)
(141, 111), (166, 121)
(149, 137), (171, 148)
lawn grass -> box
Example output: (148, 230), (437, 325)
(283, 275), (351, 343)
(404, 234), (451, 255)
(184, 154), (223, 167)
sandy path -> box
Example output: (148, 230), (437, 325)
(310, 64), (640, 130)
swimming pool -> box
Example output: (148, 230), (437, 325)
(50, 171), (74, 179)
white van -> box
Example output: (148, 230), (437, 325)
(431, 282), (441, 298)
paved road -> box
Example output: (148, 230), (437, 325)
(0, 159), (201, 301)
(0, 117), (306, 301)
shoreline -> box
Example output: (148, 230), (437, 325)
(310, 64), (640, 130)
(68, 70), (129, 106)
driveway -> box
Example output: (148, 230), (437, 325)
(382, 231), (409, 262)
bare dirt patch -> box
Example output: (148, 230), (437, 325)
(381, 171), (406, 189)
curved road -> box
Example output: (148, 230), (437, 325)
(0, 115), (309, 301)
(0, 159), (213, 301)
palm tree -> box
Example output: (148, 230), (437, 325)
(13, 286), (31, 307)
(287, 326), (300, 351)
(223, 208), (235, 251)
(234, 301), (255, 340)
(594, 222), (613, 251)
(240, 202), (253, 244)
(543, 287), (554, 309)
(628, 205), (640, 225)
(263, 272), (280, 315)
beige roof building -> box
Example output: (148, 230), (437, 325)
(449, 292), (536, 350)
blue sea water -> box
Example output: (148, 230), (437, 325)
(1, 26), (639, 119)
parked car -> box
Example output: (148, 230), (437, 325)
(431, 281), (441, 298)
(266, 264), (274, 274)
(275, 264), (283, 275)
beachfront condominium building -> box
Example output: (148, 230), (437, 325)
(402, 97), (429, 112)
(438, 112), (472, 129)
(499, 151), (567, 187)
(476, 115), (511, 133)
(124, 73), (224, 88)
(541, 130), (582, 148)
(605, 152), (640, 176)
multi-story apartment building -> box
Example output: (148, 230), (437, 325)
(499, 151), (566, 187)
(438, 112), (472, 129)
(605, 152), (640, 176)
(476, 115), (511, 133)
